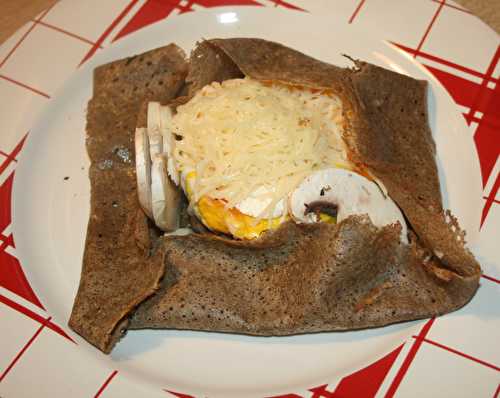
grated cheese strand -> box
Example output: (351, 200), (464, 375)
(171, 77), (350, 219)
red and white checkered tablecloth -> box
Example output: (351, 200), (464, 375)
(0, 1), (498, 397)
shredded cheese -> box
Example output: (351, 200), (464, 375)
(171, 77), (351, 219)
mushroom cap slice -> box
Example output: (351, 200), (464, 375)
(159, 105), (180, 186)
(151, 154), (182, 231)
(164, 227), (193, 237)
(135, 127), (153, 218)
(147, 102), (163, 160)
(147, 101), (161, 130)
(289, 168), (408, 242)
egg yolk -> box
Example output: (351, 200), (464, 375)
(197, 196), (284, 240)
(319, 213), (336, 224)
(186, 172), (335, 239)
(184, 172), (284, 239)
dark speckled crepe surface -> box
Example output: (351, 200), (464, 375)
(69, 38), (481, 353)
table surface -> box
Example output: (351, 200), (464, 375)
(0, 0), (498, 45)
(0, 2), (498, 398)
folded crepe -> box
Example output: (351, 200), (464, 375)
(68, 44), (188, 352)
(69, 38), (481, 353)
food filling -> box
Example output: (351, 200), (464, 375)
(171, 77), (350, 238)
(136, 77), (408, 242)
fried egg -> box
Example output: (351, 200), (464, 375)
(169, 77), (351, 239)
(139, 77), (407, 242)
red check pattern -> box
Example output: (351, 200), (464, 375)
(79, 0), (142, 65)
(0, 316), (52, 383)
(385, 318), (435, 397)
(0, 134), (43, 308)
(94, 370), (119, 398)
(0, 1), (498, 397)
(112, 0), (304, 44)
(0, 294), (73, 342)
(348, 0), (366, 24)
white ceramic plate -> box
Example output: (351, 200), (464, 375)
(1, 2), (499, 397)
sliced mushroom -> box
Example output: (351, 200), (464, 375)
(289, 168), (408, 243)
(164, 227), (193, 237)
(147, 101), (161, 128)
(304, 201), (338, 218)
(159, 105), (180, 186)
(147, 102), (163, 160)
(373, 176), (389, 198)
(151, 154), (182, 231)
(135, 127), (153, 218)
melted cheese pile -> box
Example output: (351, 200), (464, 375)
(172, 78), (350, 220)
